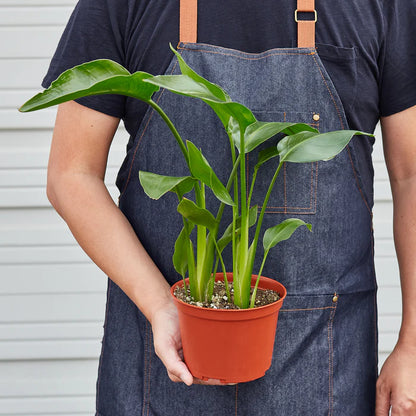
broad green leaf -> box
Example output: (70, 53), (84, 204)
(242, 121), (318, 154)
(255, 146), (280, 169)
(278, 130), (372, 163)
(20, 60), (159, 112)
(186, 141), (235, 206)
(263, 218), (312, 251)
(145, 76), (257, 135)
(173, 225), (193, 277)
(217, 205), (258, 252)
(169, 43), (230, 102)
(139, 171), (196, 200)
(177, 198), (218, 231)
(145, 74), (225, 103)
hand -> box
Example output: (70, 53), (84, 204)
(151, 302), (233, 386)
(376, 341), (416, 415)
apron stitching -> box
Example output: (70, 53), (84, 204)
(235, 384), (239, 416)
(346, 146), (372, 214)
(96, 279), (112, 414)
(177, 44), (315, 60)
(311, 54), (345, 129)
(120, 59), (180, 198)
(328, 300), (338, 416)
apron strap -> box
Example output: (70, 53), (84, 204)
(180, 0), (198, 43)
(179, 0), (317, 48)
(296, 0), (317, 48)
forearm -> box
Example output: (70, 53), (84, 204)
(391, 177), (416, 343)
(48, 171), (172, 324)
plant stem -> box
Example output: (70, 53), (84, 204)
(149, 100), (190, 168)
(249, 162), (284, 279)
(249, 250), (269, 308)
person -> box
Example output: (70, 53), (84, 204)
(41, 0), (416, 414)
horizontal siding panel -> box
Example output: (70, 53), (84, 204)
(0, 1), (76, 6)
(0, 27), (63, 59)
(0, 245), (92, 264)
(0, 224), (75, 246)
(0, 167), (120, 187)
(0, 264), (107, 294)
(0, 59), (53, 89)
(377, 285), (402, 315)
(0, 339), (101, 360)
(0, 396), (94, 415)
(0, 293), (106, 323)
(0, 108), (56, 129)
(0, 184), (120, 207)
(0, 90), (40, 108)
(0, 130), (127, 167)
(0, 322), (102, 340)
(0, 7), (73, 26)
(375, 258), (399, 288)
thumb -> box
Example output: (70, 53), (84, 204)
(375, 381), (391, 416)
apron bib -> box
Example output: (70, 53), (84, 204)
(96, 1), (378, 414)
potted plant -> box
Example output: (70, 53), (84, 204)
(20, 45), (370, 383)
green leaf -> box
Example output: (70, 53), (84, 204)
(243, 121), (318, 154)
(169, 43), (230, 102)
(173, 225), (193, 277)
(145, 76), (256, 137)
(217, 205), (258, 252)
(138, 171), (196, 200)
(278, 130), (372, 163)
(145, 74), (225, 103)
(263, 218), (312, 252)
(20, 60), (159, 112)
(177, 198), (218, 231)
(186, 141), (235, 206)
(255, 146), (280, 169)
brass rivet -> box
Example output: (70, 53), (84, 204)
(332, 294), (338, 303)
(313, 113), (320, 121)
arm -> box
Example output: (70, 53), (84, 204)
(47, 101), (193, 385)
(376, 105), (416, 415)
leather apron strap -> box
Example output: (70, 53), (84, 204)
(180, 0), (197, 43)
(296, 0), (317, 48)
(179, 0), (317, 47)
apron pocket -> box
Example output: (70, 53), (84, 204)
(248, 110), (320, 215)
(237, 293), (338, 415)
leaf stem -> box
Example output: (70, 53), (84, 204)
(149, 100), (190, 167)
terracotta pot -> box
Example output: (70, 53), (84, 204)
(170, 273), (287, 383)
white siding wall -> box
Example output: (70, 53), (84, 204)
(0, 1), (400, 414)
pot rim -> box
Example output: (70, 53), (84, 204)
(170, 273), (287, 316)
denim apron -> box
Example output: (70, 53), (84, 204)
(96, 1), (378, 415)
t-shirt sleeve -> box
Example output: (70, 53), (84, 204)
(42, 0), (127, 119)
(379, 0), (416, 117)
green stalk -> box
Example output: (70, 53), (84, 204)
(248, 162), (284, 279)
(234, 127), (250, 308)
(194, 182), (207, 301)
(213, 240), (231, 300)
(249, 249), (269, 308)
(247, 166), (259, 208)
(149, 100), (190, 168)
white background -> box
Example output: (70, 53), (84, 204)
(0, 1), (400, 414)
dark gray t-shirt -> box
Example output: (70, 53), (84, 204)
(43, 0), (416, 139)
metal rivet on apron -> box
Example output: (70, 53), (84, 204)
(313, 113), (320, 121)
(332, 293), (338, 303)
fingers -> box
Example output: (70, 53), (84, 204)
(157, 344), (193, 386)
(375, 378), (391, 416)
